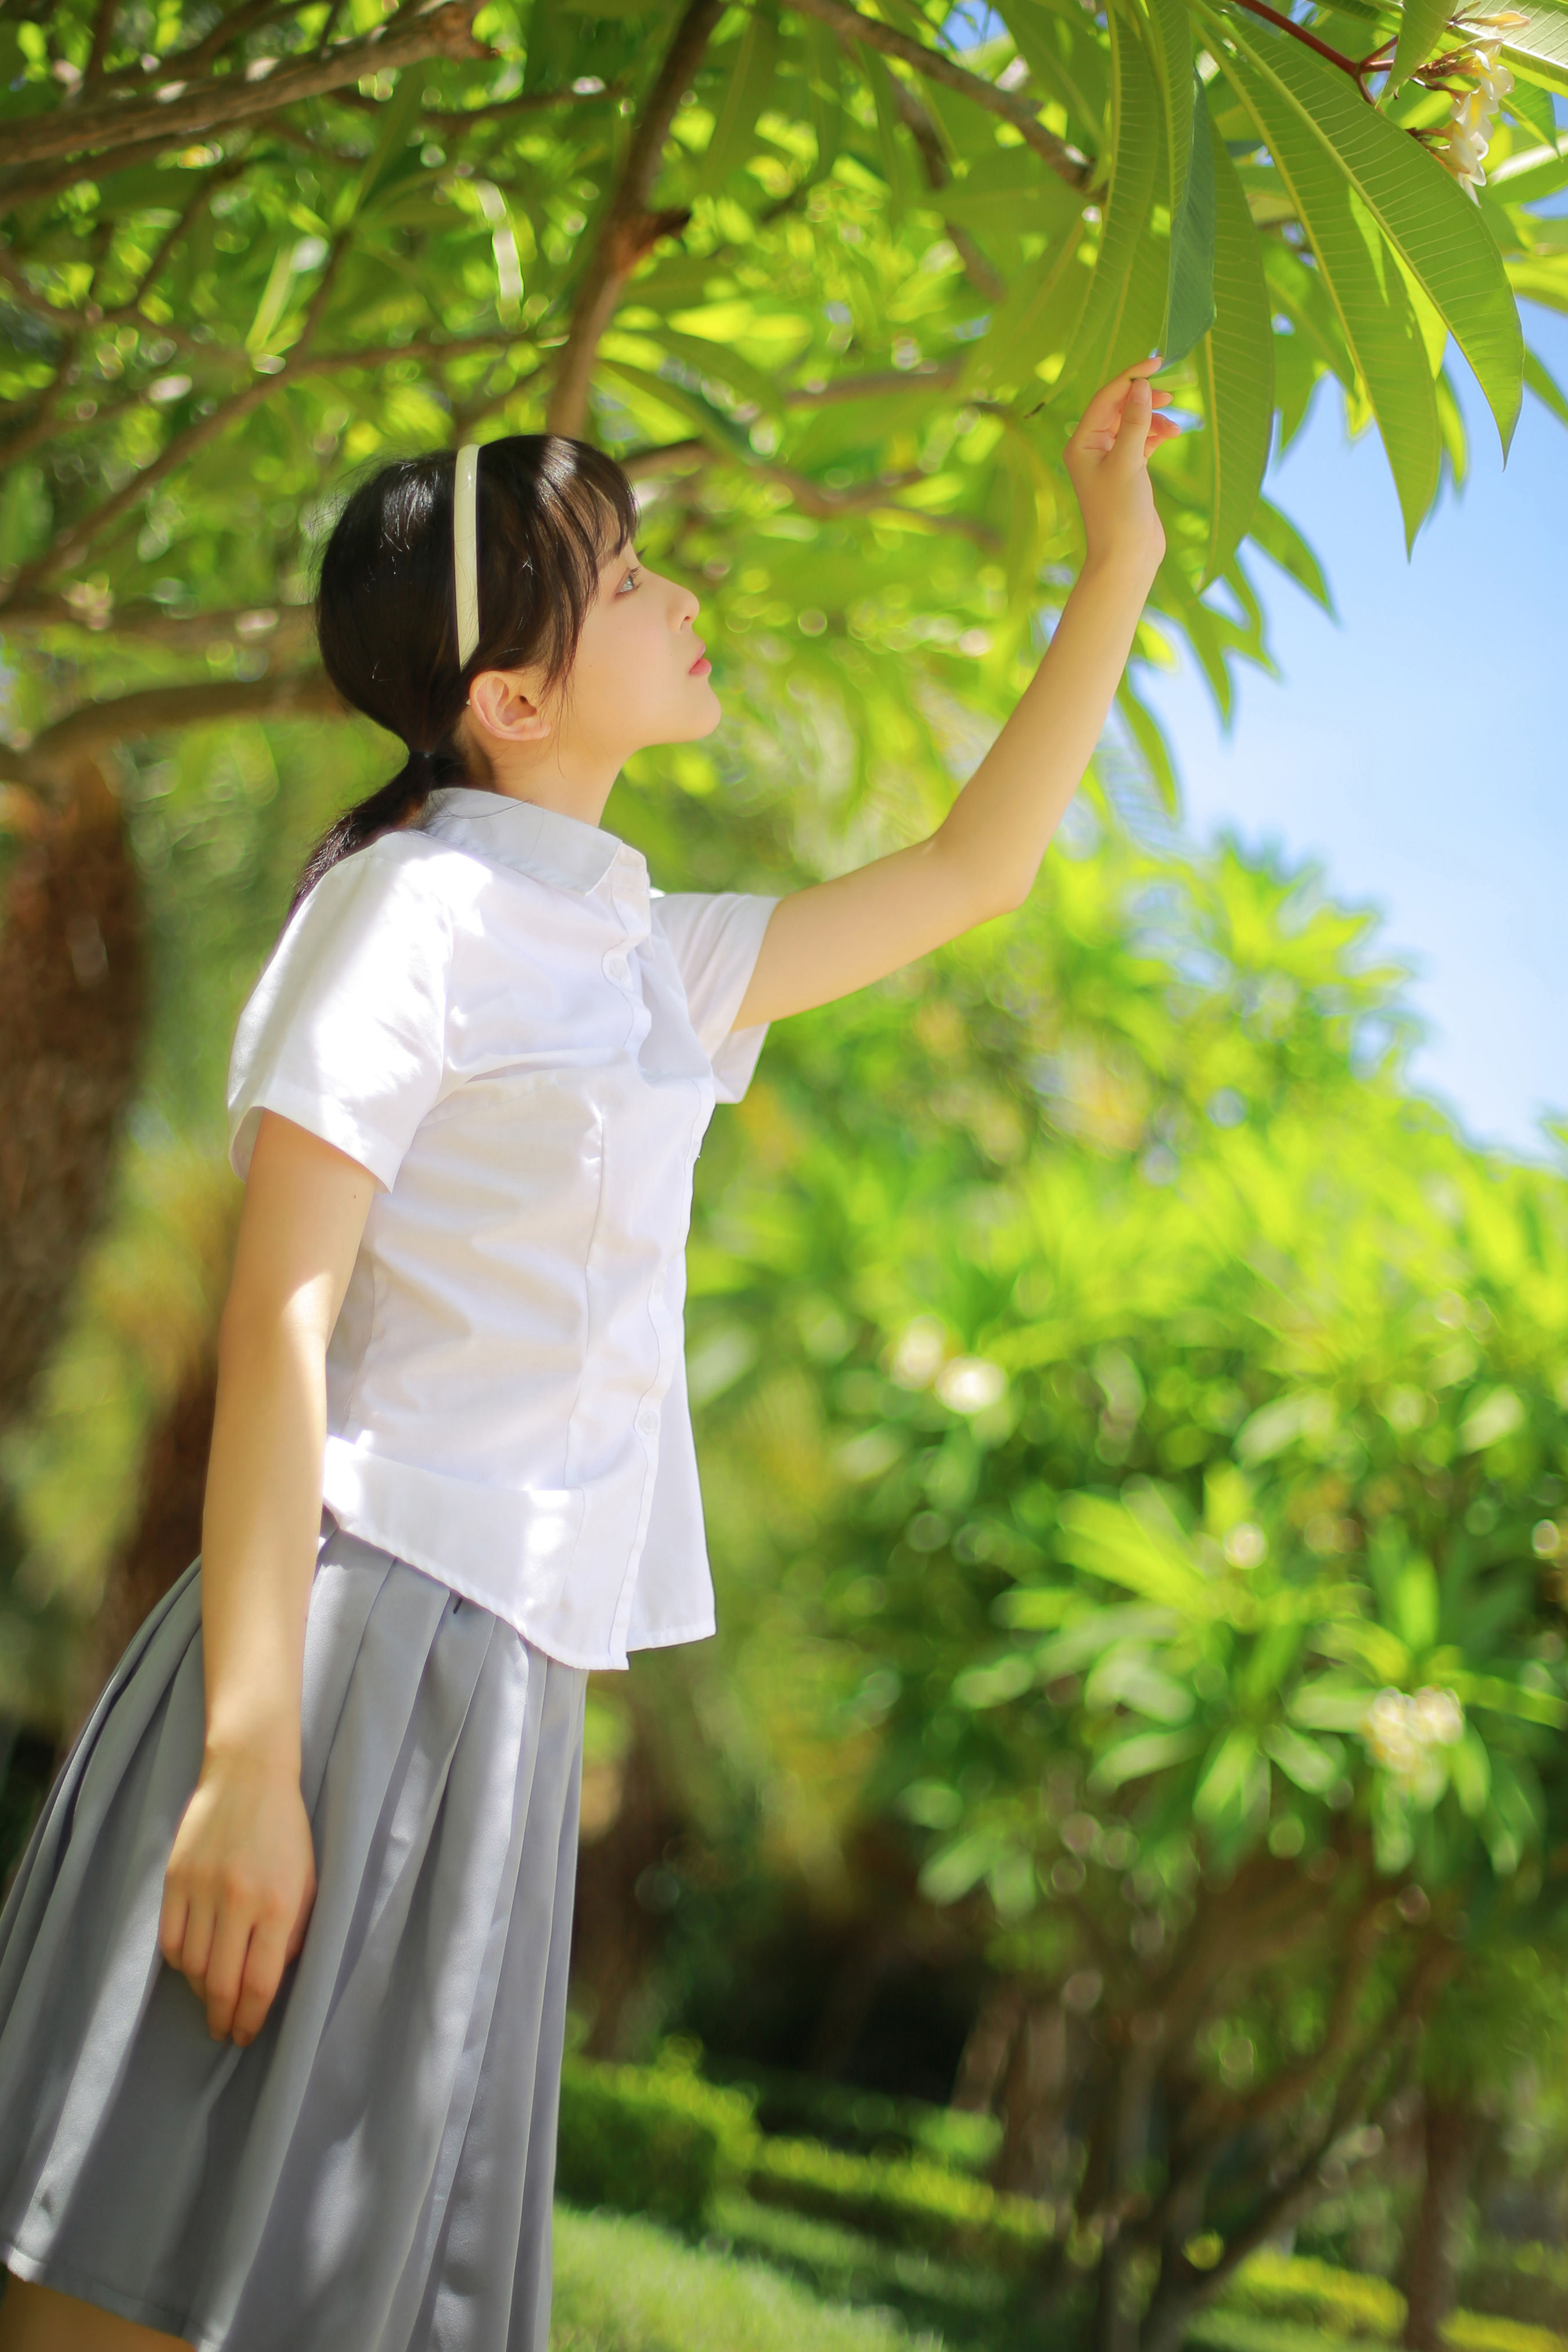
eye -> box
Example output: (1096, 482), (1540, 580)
(616, 555), (642, 595)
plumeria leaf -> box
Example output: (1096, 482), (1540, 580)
(1197, 117), (1275, 583)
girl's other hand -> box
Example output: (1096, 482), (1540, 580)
(1063, 356), (1180, 580)
(158, 1750), (318, 2046)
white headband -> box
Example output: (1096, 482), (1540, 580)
(453, 441), (481, 667)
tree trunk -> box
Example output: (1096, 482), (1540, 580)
(64, 1351), (219, 1746)
(569, 1711), (684, 2056)
(0, 760), (145, 1424)
(1403, 2097), (1477, 2352)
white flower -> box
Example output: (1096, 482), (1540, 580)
(1441, 32), (1516, 193)
(936, 1356), (1007, 1415)
(1410, 1686), (1465, 1746)
(1361, 1685), (1466, 1801)
(890, 1316), (946, 1389)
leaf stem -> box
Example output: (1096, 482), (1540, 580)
(1221, 0), (1376, 89)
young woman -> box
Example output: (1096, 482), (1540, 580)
(0, 358), (1174, 2352)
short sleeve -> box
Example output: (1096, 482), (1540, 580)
(226, 843), (454, 1191)
(654, 890), (779, 1104)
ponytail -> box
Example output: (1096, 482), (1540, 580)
(287, 742), (467, 921)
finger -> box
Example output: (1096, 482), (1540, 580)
(179, 1891), (217, 1994)
(203, 1905), (254, 2041)
(1076, 356), (1168, 445)
(157, 1879), (190, 1969)
(1110, 376), (1155, 469)
(231, 1917), (290, 2048)
(283, 1868), (317, 1965)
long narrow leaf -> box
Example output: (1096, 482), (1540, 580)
(1502, 0), (1568, 96)
(1524, 342), (1568, 425)
(1197, 116), (1274, 582)
(1168, 77), (1218, 361)
(1137, 0), (1217, 360)
(1058, 3), (1167, 406)
(1213, 8), (1523, 455)
(1204, 18), (1443, 544)
(1391, 0), (1452, 89)
(696, 6), (781, 193)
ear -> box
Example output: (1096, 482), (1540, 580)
(466, 666), (552, 745)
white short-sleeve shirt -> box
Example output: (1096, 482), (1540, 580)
(226, 785), (778, 1670)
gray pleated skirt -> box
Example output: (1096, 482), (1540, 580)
(0, 1513), (588, 2351)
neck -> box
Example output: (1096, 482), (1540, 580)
(473, 739), (619, 828)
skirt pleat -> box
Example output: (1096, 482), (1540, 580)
(0, 1515), (588, 2352)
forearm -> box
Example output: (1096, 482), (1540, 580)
(198, 1305), (328, 1774)
(932, 551), (1155, 917)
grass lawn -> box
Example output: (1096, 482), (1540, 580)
(551, 2206), (929, 2351)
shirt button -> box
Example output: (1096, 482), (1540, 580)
(638, 1406), (659, 1437)
(606, 953), (628, 982)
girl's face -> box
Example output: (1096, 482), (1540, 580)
(555, 538), (721, 764)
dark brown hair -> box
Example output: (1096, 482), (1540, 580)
(290, 435), (638, 914)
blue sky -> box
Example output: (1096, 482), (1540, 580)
(1138, 307), (1568, 1163)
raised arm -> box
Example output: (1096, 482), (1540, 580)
(732, 360), (1177, 1030)
(158, 1109), (375, 2045)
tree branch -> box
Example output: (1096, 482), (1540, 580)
(0, 591), (317, 656)
(1, 3), (486, 172)
(546, 0), (727, 439)
(785, 0), (1090, 191)
(84, 0), (120, 88)
(0, 669), (346, 788)
(0, 329), (527, 606)
(334, 81), (619, 128)
(784, 360), (961, 405)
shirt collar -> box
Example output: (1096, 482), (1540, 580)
(419, 786), (644, 897)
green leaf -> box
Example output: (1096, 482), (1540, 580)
(1211, 9), (1523, 465)
(1197, 118), (1274, 583)
(919, 1830), (1001, 1905)
(1263, 1723), (1342, 1793)
(1524, 343), (1568, 427)
(1501, 0), (1568, 96)
(1391, 0), (1454, 91)
(1194, 1725), (1267, 1822)
(595, 358), (753, 458)
(1246, 495), (1334, 609)
(1166, 77), (1218, 362)
(1056, 3), (1168, 405)
(696, 5), (781, 194)
(1117, 672), (1180, 809)
(799, 19), (844, 178)
(1449, 1725), (1491, 1818)
(1205, 20), (1443, 546)
(1137, 0), (1215, 360)
(1088, 1726), (1207, 1789)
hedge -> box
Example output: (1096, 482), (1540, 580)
(1461, 2246), (1568, 2335)
(555, 2053), (1051, 2269)
(555, 2058), (755, 2233)
(746, 2131), (1053, 2274)
(1218, 2252), (1568, 2352)
(554, 2058), (1568, 2352)
(708, 2063), (1002, 2177)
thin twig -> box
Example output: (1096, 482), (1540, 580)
(1223, 0), (1375, 88)
(84, 0), (119, 87)
(546, 0), (727, 439)
(786, 0), (1090, 190)
(0, 328), (526, 605)
(2, 3), (485, 173)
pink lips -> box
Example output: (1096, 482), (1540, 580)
(688, 641), (710, 676)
